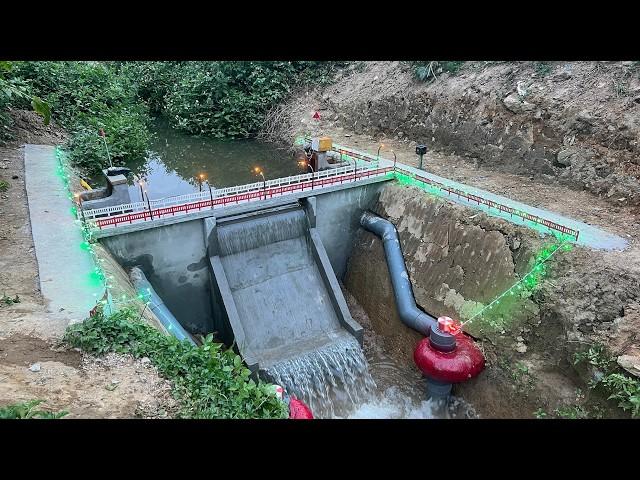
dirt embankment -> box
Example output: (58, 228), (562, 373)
(345, 183), (639, 418)
(267, 62), (640, 417)
(0, 110), (176, 418)
(268, 61), (640, 207)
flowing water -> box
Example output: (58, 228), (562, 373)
(121, 121), (472, 418)
(266, 336), (377, 418)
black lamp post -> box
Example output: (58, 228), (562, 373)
(207, 181), (214, 209)
(299, 160), (315, 190)
(254, 167), (266, 199)
(198, 173), (206, 192)
(376, 144), (385, 163)
(144, 190), (154, 220)
(416, 144), (427, 170)
(391, 150), (397, 171)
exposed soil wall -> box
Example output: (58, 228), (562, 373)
(344, 182), (640, 417)
(270, 61), (640, 206)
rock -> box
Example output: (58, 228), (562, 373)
(555, 146), (595, 168)
(515, 342), (528, 353)
(140, 357), (151, 365)
(617, 355), (640, 378)
(29, 363), (41, 372)
(503, 92), (536, 114)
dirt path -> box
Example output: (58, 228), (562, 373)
(0, 110), (176, 418)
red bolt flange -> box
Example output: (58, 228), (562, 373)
(414, 333), (485, 383)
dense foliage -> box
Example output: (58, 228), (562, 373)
(2, 61), (347, 173)
(11, 61), (151, 173)
(0, 61), (50, 142)
(125, 61), (347, 138)
(63, 308), (288, 419)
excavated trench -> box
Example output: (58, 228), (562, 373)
(99, 178), (630, 418)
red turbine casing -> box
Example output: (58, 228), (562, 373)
(414, 334), (485, 383)
(289, 397), (314, 419)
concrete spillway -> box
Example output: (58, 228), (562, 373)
(207, 202), (364, 373)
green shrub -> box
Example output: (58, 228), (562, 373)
(160, 61), (346, 138)
(0, 400), (68, 419)
(0, 61), (49, 142)
(12, 61), (152, 174)
(574, 344), (640, 417)
(63, 307), (287, 419)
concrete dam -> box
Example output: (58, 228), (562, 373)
(99, 176), (387, 414)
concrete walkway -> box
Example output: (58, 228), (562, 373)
(335, 143), (627, 251)
(24, 144), (104, 324)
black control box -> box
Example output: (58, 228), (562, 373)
(416, 144), (427, 155)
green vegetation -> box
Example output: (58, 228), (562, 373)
(0, 61), (50, 142)
(1, 293), (20, 305)
(63, 307), (287, 419)
(499, 358), (535, 394)
(412, 61), (465, 82)
(574, 344), (640, 417)
(0, 400), (68, 419)
(2, 61), (347, 174)
(0, 180), (8, 192)
(10, 61), (151, 173)
(125, 61), (346, 138)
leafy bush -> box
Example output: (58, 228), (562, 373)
(12, 61), (152, 174)
(63, 307), (287, 419)
(65, 107), (151, 172)
(151, 61), (346, 138)
(0, 399), (68, 419)
(0, 180), (8, 192)
(0, 61), (49, 142)
(574, 344), (640, 417)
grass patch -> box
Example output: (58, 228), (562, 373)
(1, 293), (20, 305)
(0, 400), (68, 419)
(411, 61), (465, 83)
(63, 307), (287, 419)
(574, 344), (640, 417)
(0, 180), (8, 192)
(499, 358), (535, 394)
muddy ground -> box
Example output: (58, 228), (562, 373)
(0, 110), (176, 418)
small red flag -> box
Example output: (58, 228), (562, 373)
(312, 111), (321, 120)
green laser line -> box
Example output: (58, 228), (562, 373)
(459, 239), (570, 328)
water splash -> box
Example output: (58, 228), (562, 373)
(266, 336), (376, 418)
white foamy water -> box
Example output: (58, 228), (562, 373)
(266, 335), (377, 418)
(337, 386), (439, 419)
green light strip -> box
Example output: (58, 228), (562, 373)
(459, 240), (572, 329)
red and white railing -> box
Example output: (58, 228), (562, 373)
(83, 163), (393, 231)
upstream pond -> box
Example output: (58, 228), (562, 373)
(101, 118), (302, 202)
